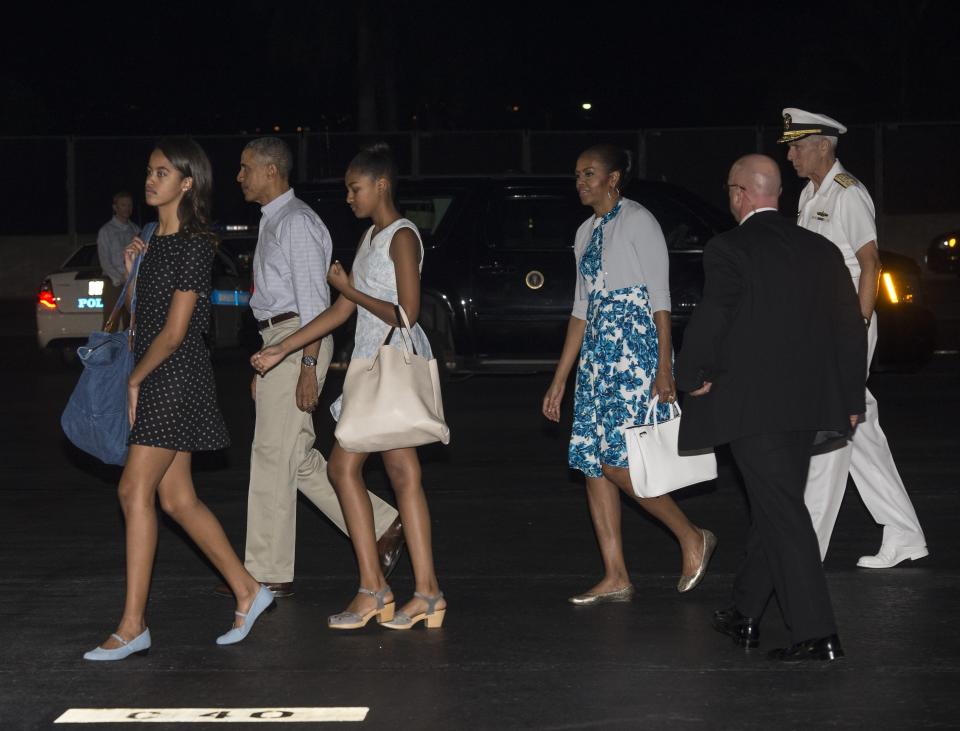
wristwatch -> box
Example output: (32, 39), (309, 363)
(301, 355), (318, 367)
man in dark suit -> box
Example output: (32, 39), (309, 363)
(676, 154), (866, 662)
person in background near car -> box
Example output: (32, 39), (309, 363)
(779, 108), (928, 568)
(677, 154), (865, 662)
(97, 191), (140, 329)
(542, 144), (716, 606)
(252, 142), (446, 631)
(84, 138), (273, 661)
(219, 137), (403, 601)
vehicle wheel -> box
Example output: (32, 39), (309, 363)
(60, 345), (80, 367)
(39, 345), (81, 371)
(424, 327), (452, 384)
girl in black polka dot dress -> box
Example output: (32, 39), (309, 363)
(83, 139), (274, 662)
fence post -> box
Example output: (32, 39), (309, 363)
(297, 133), (309, 183)
(636, 130), (647, 180)
(411, 131), (420, 177)
(874, 123), (885, 241)
(521, 130), (532, 173)
(66, 136), (77, 244)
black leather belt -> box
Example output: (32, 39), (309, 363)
(257, 311), (298, 330)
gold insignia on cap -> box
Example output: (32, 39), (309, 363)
(784, 113), (792, 128)
(834, 173), (858, 189)
(778, 127), (824, 143)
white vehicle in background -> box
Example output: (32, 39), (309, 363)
(36, 244), (107, 360)
(37, 227), (257, 362)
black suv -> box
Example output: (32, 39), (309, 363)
(301, 176), (732, 373)
(298, 176), (933, 374)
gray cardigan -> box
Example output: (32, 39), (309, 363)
(572, 197), (671, 319)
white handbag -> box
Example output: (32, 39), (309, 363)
(626, 396), (717, 498)
(334, 305), (450, 453)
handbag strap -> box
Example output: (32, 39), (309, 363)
(381, 303), (418, 357)
(644, 394), (682, 428)
(104, 222), (157, 333)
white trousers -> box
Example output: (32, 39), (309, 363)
(804, 315), (926, 559)
(244, 318), (399, 583)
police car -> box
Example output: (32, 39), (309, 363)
(36, 225), (257, 360)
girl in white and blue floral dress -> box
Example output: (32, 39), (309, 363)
(543, 144), (716, 605)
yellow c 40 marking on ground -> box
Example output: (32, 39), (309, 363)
(54, 708), (369, 723)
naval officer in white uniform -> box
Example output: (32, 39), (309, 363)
(778, 108), (928, 568)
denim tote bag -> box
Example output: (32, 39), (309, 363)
(61, 223), (156, 465)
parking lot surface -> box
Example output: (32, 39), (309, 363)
(1, 301), (958, 730)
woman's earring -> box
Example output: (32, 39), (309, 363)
(607, 190), (612, 200)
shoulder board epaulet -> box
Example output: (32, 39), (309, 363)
(834, 173), (858, 189)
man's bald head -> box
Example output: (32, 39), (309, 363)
(726, 154), (782, 221)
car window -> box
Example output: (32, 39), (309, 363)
(309, 190), (459, 250)
(399, 196), (454, 246)
(63, 244), (100, 269)
(215, 236), (257, 277)
(636, 194), (715, 251)
(493, 194), (582, 250)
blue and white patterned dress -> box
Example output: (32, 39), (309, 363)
(569, 202), (671, 477)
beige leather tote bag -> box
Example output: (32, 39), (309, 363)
(335, 305), (450, 453)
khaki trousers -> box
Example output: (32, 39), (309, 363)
(804, 314), (926, 559)
(244, 318), (399, 583)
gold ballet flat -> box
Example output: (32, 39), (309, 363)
(677, 529), (717, 593)
(568, 584), (635, 605)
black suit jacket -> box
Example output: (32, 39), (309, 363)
(676, 210), (867, 450)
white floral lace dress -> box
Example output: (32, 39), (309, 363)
(330, 217), (432, 420)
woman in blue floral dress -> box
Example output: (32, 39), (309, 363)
(543, 144), (716, 604)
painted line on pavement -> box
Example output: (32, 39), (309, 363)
(54, 708), (369, 723)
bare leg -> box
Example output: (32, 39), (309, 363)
(327, 445), (393, 616)
(382, 448), (444, 617)
(581, 474), (632, 594)
(97, 444), (176, 649)
(601, 464), (705, 575)
(156, 451), (262, 628)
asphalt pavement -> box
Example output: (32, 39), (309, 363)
(1, 305), (958, 730)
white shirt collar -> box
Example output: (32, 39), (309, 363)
(261, 187), (295, 220)
(810, 159), (845, 196)
(739, 207), (778, 225)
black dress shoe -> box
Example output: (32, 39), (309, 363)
(214, 581), (295, 599)
(767, 634), (845, 662)
(712, 606), (760, 649)
(377, 517), (405, 579)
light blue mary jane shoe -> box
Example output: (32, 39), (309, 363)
(216, 585), (276, 645)
(83, 628), (151, 661)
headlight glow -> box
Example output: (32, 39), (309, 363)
(882, 272), (899, 304)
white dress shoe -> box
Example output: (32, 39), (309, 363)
(857, 545), (929, 569)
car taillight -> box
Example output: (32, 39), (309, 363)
(38, 280), (57, 310)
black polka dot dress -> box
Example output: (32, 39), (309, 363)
(128, 231), (230, 452)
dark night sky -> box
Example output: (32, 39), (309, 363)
(3, 1), (960, 135)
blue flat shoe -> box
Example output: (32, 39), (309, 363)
(83, 628), (151, 661)
(216, 585), (275, 645)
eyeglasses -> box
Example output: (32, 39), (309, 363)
(723, 182), (747, 192)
